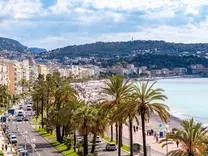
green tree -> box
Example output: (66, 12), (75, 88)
(102, 75), (133, 156)
(160, 118), (208, 156)
(53, 81), (77, 142)
(74, 105), (96, 156)
(114, 96), (139, 156)
(133, 81), (169, 156)
(0, 84), (10, 109)
(90, 102), (109, 154)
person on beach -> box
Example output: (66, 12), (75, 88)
(133, 126), (136, 132)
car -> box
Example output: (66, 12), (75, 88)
(10, 135), (17, 144)
(24, 117), (30, 121)
(19, 150), (29, 156)
(106, 143), (117, 151)
(17, 116), (23, 122)
(95, 136), (101, 143)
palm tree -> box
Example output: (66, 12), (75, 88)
(90, 102), (109, 154)
(102, 75), (133, 156)
(61, 98), (85, 152)
(133, 81), (169, 156)
(114, 96), (139, 156)
(160, 118), (208, 156)
(74, 105), (96, 156)
(53, 81), (78, 142)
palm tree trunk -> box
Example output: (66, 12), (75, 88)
(73, 131), (76, 152)
(83, 120), (88, 156)
(83, 135), (88, 156)
(91, 133), (96, 153)
(61, 126), (65, 141)
(118, 122), (122, 156)
(41, 97), (44, 129)
(129, 117), (133, 156)
(141, 113), (147, 156)
(36, 101), (39, 121)
(116, 122), (118, 144)
(121, 124), (123, 146)
(111, 124), (113, 142)
(56, 126), (61, 142)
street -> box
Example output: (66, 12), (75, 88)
(8, 121), (63, 156)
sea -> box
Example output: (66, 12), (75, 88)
(151, 78), (208, 126)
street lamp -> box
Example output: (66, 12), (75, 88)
(31, 138), (36, 156)
(23, 130), (28, 155)
(165, 125), (170, 154)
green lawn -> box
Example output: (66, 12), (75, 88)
(30, 121), (41, 125)
(32, 115), (41, 120)
(35, 128), (77, 156)
(102, 136), (130, 152)
(0, 150), (3, 156)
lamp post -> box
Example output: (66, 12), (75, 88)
(165, 125), (169, 154)
(31, 138), (36, 156)
(23, 130), (27, 155)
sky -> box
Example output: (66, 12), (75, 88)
(1, 0), (208, 50)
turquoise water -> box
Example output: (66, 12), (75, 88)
(151, 78), (208, 124)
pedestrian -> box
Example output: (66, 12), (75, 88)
(176, 140), (179, 148)
(136, 126), (139, 131)
(5, 144), (7, 151)
(156, 135), (159, 143)
(133, 126), (136, 132)
(2, 144), (4, 151)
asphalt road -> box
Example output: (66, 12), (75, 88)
(96, 141), (129, 156)
(8, 121), (63, 156)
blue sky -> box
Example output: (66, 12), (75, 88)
(1, 0), (208, 49)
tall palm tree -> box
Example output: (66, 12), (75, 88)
(61, 98), (85, 152)
(114, 96), (139, 156)
(160, 118), (208, 156)
(74, 105), (96, 156)
(90, 102), (109, 154)
(133, 81), (169, 156)
(102, 75), (133, 156)
(53, 81), (78, 142)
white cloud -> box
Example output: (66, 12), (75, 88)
(77, 11), (125, 24)
(0, 0), (42, 19)
(28, 19), (208, 49)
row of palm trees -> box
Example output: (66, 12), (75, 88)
(31, 73), (170, 156)
(30, 73), (208, 156)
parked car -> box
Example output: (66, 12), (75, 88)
(95, 136), (101, 143)
(106, 143), (117, 151)
(19, 150), (29, 156)
(10, 134), (17, 144)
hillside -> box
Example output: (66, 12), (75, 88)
(29, 47), (46, 53)
(47, 40), (208, 59)
(0, 37), (27, 52)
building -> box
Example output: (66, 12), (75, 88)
(38, 64), (48, 77)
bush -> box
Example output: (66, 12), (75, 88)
(63, 135), (73, 150)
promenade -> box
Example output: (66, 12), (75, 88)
(106, 122), (180, 156)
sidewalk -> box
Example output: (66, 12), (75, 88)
(0, 131), (15, 156)
(106, 123), (179, 156)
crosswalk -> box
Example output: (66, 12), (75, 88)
(9, 121), (29, 124)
